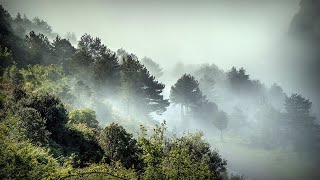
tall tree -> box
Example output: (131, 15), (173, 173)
(120, 54), (169, 116)
(25, 31), (53, 65)
(213, 110), (228, 141)
(227, 67), (250, 94)
(170, 74), (204, 117)
(284, 93), (318, 154)
(99, 123), (142, 170)
(52, 36), (76, 73)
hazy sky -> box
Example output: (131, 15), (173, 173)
(0, 0), (300, 85)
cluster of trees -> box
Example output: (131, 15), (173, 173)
(0, 5), (247, 179)
(168, 59), (320, 159)
(170, 74), (229, 140)
(0, 5), (169, 121)
(0, 87), (235, 179)
(1, 2), (320, 178)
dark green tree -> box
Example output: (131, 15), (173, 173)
(72, 34), (120, 93)
(25, 31), (53, 65)
(170, 74), (204, 117)
(120, 54), (169, 116)
(0, 5), (28, 67)
(0, 47), (13, 75)
(68, 108), (99, 129)
(52, 36), (76, 73)
(99, 123), (142, 170)
(17, 107), (50, 146)
(227, 67), (250, 94)
(20, 92), (68, 142)
(284, 93), (317, 153)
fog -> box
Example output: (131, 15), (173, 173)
(1, 0), (300, 85)
(2, 0), (320, 179)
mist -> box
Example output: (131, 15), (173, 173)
(1, 0), (320, 180)
(1, 0), (301, 84)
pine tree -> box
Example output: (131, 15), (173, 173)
(52, 36), (76, 73)
(170, 74), (204, 117)
(284, 93), (318, 154)
(120, 54), (169, 116)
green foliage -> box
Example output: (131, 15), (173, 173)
(163, 135), (213, 179)
(18, 92), (68, 142)
(0, 5), (234, 179)
(170, 73), (205, 117)
(120, 54), (169, 116)
(0, 46), (13, 75)
(65, 124), (104, 167)
(21, 64), (75, 104)
(284, 93), (318, 153)
(72, 34), (121, 94)
(56, 162), (137, 179)
(227, 67), (265, 96)
(17, 107), (50, 146)
(99, 123), (142, 170)
(138, 122), (227, 180)
(0, 121), (59, 179)
(2, 62), (24, 86)
(69, 108), (99, 129)
(52, 36), (76, 73)
(25, 31), (53, 65)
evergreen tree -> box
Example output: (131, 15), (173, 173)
(25, 31), (53, 65)
(120, 54), (169, 116)
(284, 93), (318, 154)
(170, 74), (205, 117)
(52, 36), (76, 73)
(73, 34), (120, 93)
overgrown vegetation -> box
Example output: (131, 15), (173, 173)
(1, 2), (320, 179)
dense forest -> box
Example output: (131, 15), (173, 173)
(1, 1), (320, 179)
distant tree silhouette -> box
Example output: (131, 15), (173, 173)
(285, 93), (318, 154)
(25, 31), (53, 65)
(213, 110), (228, 141)
(52, 36), (76, 73)
(72, 34), (121, 93)
(170, 74), (205, 118)
(120, 54), (169, 116)
(142, 57), (163, 79)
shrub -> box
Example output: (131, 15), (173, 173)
(69, 108), (99, 129)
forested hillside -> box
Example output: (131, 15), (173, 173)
(1, 2), (320, 179)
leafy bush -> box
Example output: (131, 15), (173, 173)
(138, 121), (227, 180)
(20, 92), (68, 142)
(69, 108), (99, 129)
(99, 123), (142, 170)
(0, 122), (59, 179)
(17, 107), (50, 146)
